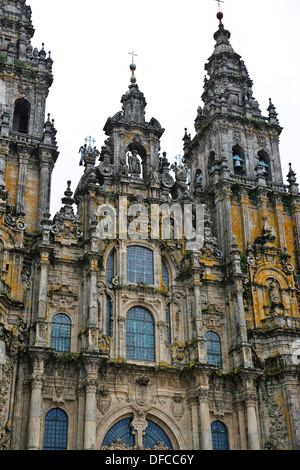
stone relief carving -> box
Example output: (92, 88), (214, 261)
(170, 392), (185, 421)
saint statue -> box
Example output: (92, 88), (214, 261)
(128, 150), (141, 176)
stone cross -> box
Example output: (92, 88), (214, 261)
(85, 136), (96, 150)
(214, 0), (224, 11)
(129, 51), (137, 64)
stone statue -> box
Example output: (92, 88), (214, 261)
(128, 150), (141, 176)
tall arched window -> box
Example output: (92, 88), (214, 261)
(43, 409), (68, 450)
(13, 98), (30, 134)
(211, 421), (229, 450)
(106, 295), (112, 337)
(166, 304), (171, 345)
(102, 418), (135, 449)
(162, 259), (169, 290)
(127, 246), (154, 285)
(106, 251), (115, 285)
(143, 420), (173, 450)
(51, 314), (71, 353)
(205, 331), (222, 368)
(126, 307), (155, 362)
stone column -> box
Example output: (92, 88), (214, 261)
(0, 145), (7, 189)
(83, 357), (99, 450)
(16, 152), (29, 216)
(187, 394), (200, 450)
(27, 353), (46, 450)
(84, 378), (97, 450)
(214, 185), (233, 260)
(193, 281), (207, 362)
(199, 389), (212, 450)
(246, 393), (260, 450)
(38, 156), (53, 223)
(233, 397), (247, 450)
(85, 248), (100, 352)
(35, 249), (50, 347)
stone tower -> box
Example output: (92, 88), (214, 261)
(0, 0), (58, 231)
(0, 4), (299, 452)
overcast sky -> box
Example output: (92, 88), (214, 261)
(26, 0), (300, 216)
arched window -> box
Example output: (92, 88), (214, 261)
(162, 259), (169, 290)
(127, 246), (154, 285)
(211, 421), (229, 450)
(106, 295), (112, 337)
(106, 251), (115, 285)
(205, 331), (222, 368)
(43, 409), (68, 450)
(102, 418), (135, 449)
(258, 151), (270, 180)
(102, 418), (173, 450)
(13, 98), (30, 134)
(195, 169), (203, 185)
(126, 307), (155, 362)
(166, 304), (171, 344)
(143, 420), (173, 450)
(208, 151), (216, 176)
(232, 145), (245, 175)
(51, 314), (71, 353)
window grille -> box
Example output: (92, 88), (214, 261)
(43, 409), (68, 450)
(102, 418), (135, 448)
(211, 421), (229, 450)
(143, 420), (173, 450)
(127, 246), (154, 285)
(51, 314), (71, 353)
(126, 307), (155, 362)
(204, 331), (222, 367)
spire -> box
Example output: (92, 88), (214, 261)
(213, 11), (235, 55)
(200, 12), (263, 122)
(121, 56), (147, 124)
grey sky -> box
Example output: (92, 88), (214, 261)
(27, 0), (300, 215)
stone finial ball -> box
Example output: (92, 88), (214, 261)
(217, 11), (223, 21)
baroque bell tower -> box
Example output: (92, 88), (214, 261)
(184, 11), (300, 449)
(0, 0), (58, 230)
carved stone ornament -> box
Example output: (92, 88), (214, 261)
(96, 385), (112, 415)
(102, 438), (131, 450)
(170, 392), (185, 421)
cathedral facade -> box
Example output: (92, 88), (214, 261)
(0, 0), (299, 451)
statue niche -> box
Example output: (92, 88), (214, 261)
(267, 278), (284, 315)
(126, 141), (147, 181)
(128, 150), (142, 177)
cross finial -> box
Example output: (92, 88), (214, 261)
(84, 136), (96, 150)
(129, 51), (137, 64)
(214, 0), (224, 11)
